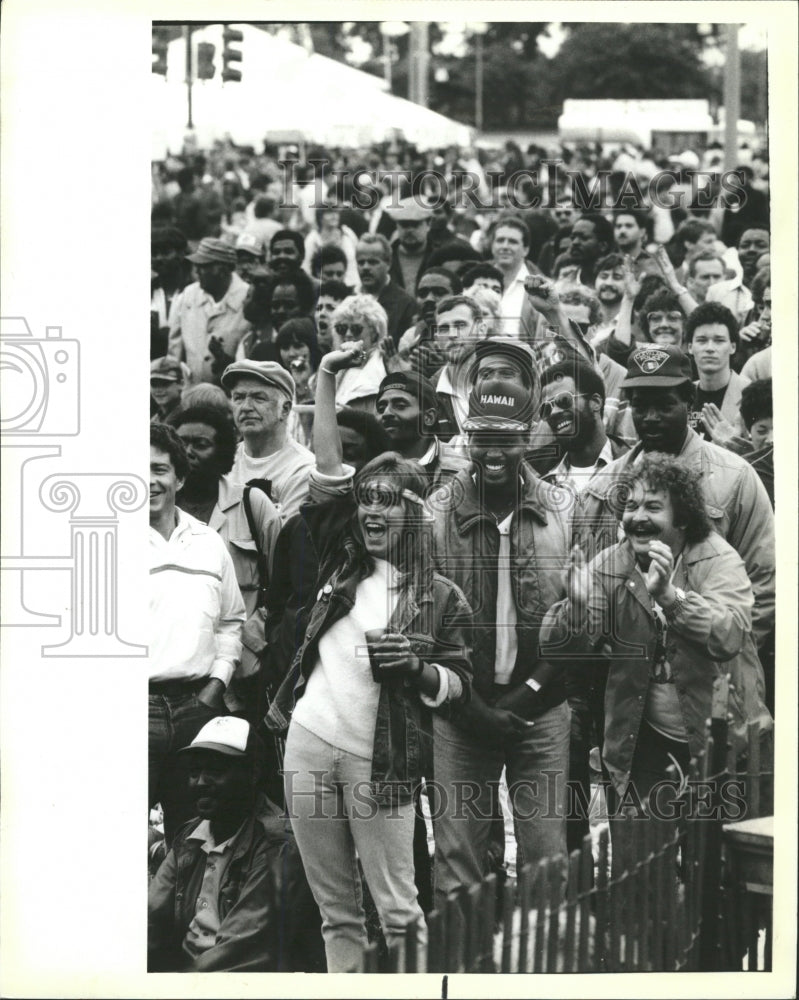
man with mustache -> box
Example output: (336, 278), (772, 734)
(577, 345), (774, 651)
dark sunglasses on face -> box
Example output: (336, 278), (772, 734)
(334, 322), (365, 338)
(539, 391), (585, 420)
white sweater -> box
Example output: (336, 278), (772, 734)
(292, 559), (399, 759)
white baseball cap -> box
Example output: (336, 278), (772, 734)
(180, 716), (251, 757)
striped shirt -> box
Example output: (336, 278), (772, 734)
(149, 509), (245, 686)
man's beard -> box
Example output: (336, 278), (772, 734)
(181, 467), (221, 498)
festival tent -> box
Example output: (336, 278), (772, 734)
(152, 25), (472, 158)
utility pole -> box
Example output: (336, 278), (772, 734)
(408, 22), (429, 107)
(723, 23), (740, 173)
(184, 25), (194, 129)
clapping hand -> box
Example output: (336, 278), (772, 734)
(208, 336), (235, 376)
(701, 403), (738, 447)
(378, 335), (411, 373)
(566, 543), (591, 628)
(644, 540), (676, 603)
(652, 245), (681, 292)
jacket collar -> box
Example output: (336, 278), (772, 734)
(454, 463), (551, 532)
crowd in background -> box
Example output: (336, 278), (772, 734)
(147, 133), (775, 973)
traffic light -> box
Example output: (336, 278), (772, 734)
(222, 27), (243, 82)
(152, 27), (169, 76)
(196, 41), (216, 80)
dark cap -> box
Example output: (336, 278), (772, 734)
(464, 378), (534, 432)
(377, 371), (439, 413)
(621, 345), (693, 388)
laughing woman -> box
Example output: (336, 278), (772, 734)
(266, 341), (472, 972)
(541, 453), (772, 876)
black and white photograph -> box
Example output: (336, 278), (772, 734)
(1, 2), (796, 997)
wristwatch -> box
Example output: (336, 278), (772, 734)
(663, 587), (687, 619)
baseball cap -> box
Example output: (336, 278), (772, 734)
(471, 338), (537, 377)
(180, 716), (251, 757)
(221, 359), (295, 398)
(377, 371), (439, 413)
(621, 345), (693, 388)
(150, 356), (184, 383)
(186, 237), (237, 267)
(464, 378), (535, 432)
(235, 232), (264, 257)
(386, 196), (433, 223)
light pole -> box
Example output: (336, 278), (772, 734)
(723, 24), (741, 173)
(379, 21), (409, 93)
(467, 22), (489, 132)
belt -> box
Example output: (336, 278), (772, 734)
(149, 677), (208, 698)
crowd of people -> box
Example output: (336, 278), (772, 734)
(147, 134), (775, 973)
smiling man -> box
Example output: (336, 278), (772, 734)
(148, 716), (324, 972)
(375, 371), (468, 485)
(578, 344), (775, 651)
(428, 377), (572, 923)
(149, 423), (245, 842)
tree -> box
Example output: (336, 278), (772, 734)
(550, 23), (712, 101)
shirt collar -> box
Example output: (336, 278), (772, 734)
(418, 439), (438, 466)
(551, 437), (614, 480)
(186, 819), (238, 855)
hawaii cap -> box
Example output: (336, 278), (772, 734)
(463, 378), (535, 432)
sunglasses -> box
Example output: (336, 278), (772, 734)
(539, 391), (586, 420)
(334, 322), (366, 338)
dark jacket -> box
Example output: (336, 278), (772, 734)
(265, 476), (473, 804)
(147, 799), (324, 972)
(430, 463), (572, 715)
(377, 280), (418, 346)
(389, 242), (434, 292)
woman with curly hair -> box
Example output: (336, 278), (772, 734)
(541, 453), (772, 874)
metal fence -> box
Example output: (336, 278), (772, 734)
(362, 709), (773, 974)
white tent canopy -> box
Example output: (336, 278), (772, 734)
(152, 26), (472, 158)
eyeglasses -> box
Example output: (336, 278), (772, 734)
(646, 311), (683, 326)
(539, 391), (586, 420)
(334, 322), (365, 338)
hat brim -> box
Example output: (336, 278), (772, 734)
(621, 375), (692, 388)
(236, 247), (263, 257)
(150, 375), (179, 383)
(463, 417), (530, 432)
(179, 741), (247, 757)
(220, 370), (291, 396)
(186, 252), (213, 264)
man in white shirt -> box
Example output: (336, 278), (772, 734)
(222, 360), (314, 520)
(491, 215), (535, 338)
(149, 424), (246, 842)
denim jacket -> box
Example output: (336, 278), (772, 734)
(265, 478), (473, 806)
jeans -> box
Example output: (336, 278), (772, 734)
(430, 700), (571, 917)
(283, 722), (428, 972)
(148, 689), (218, 844)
